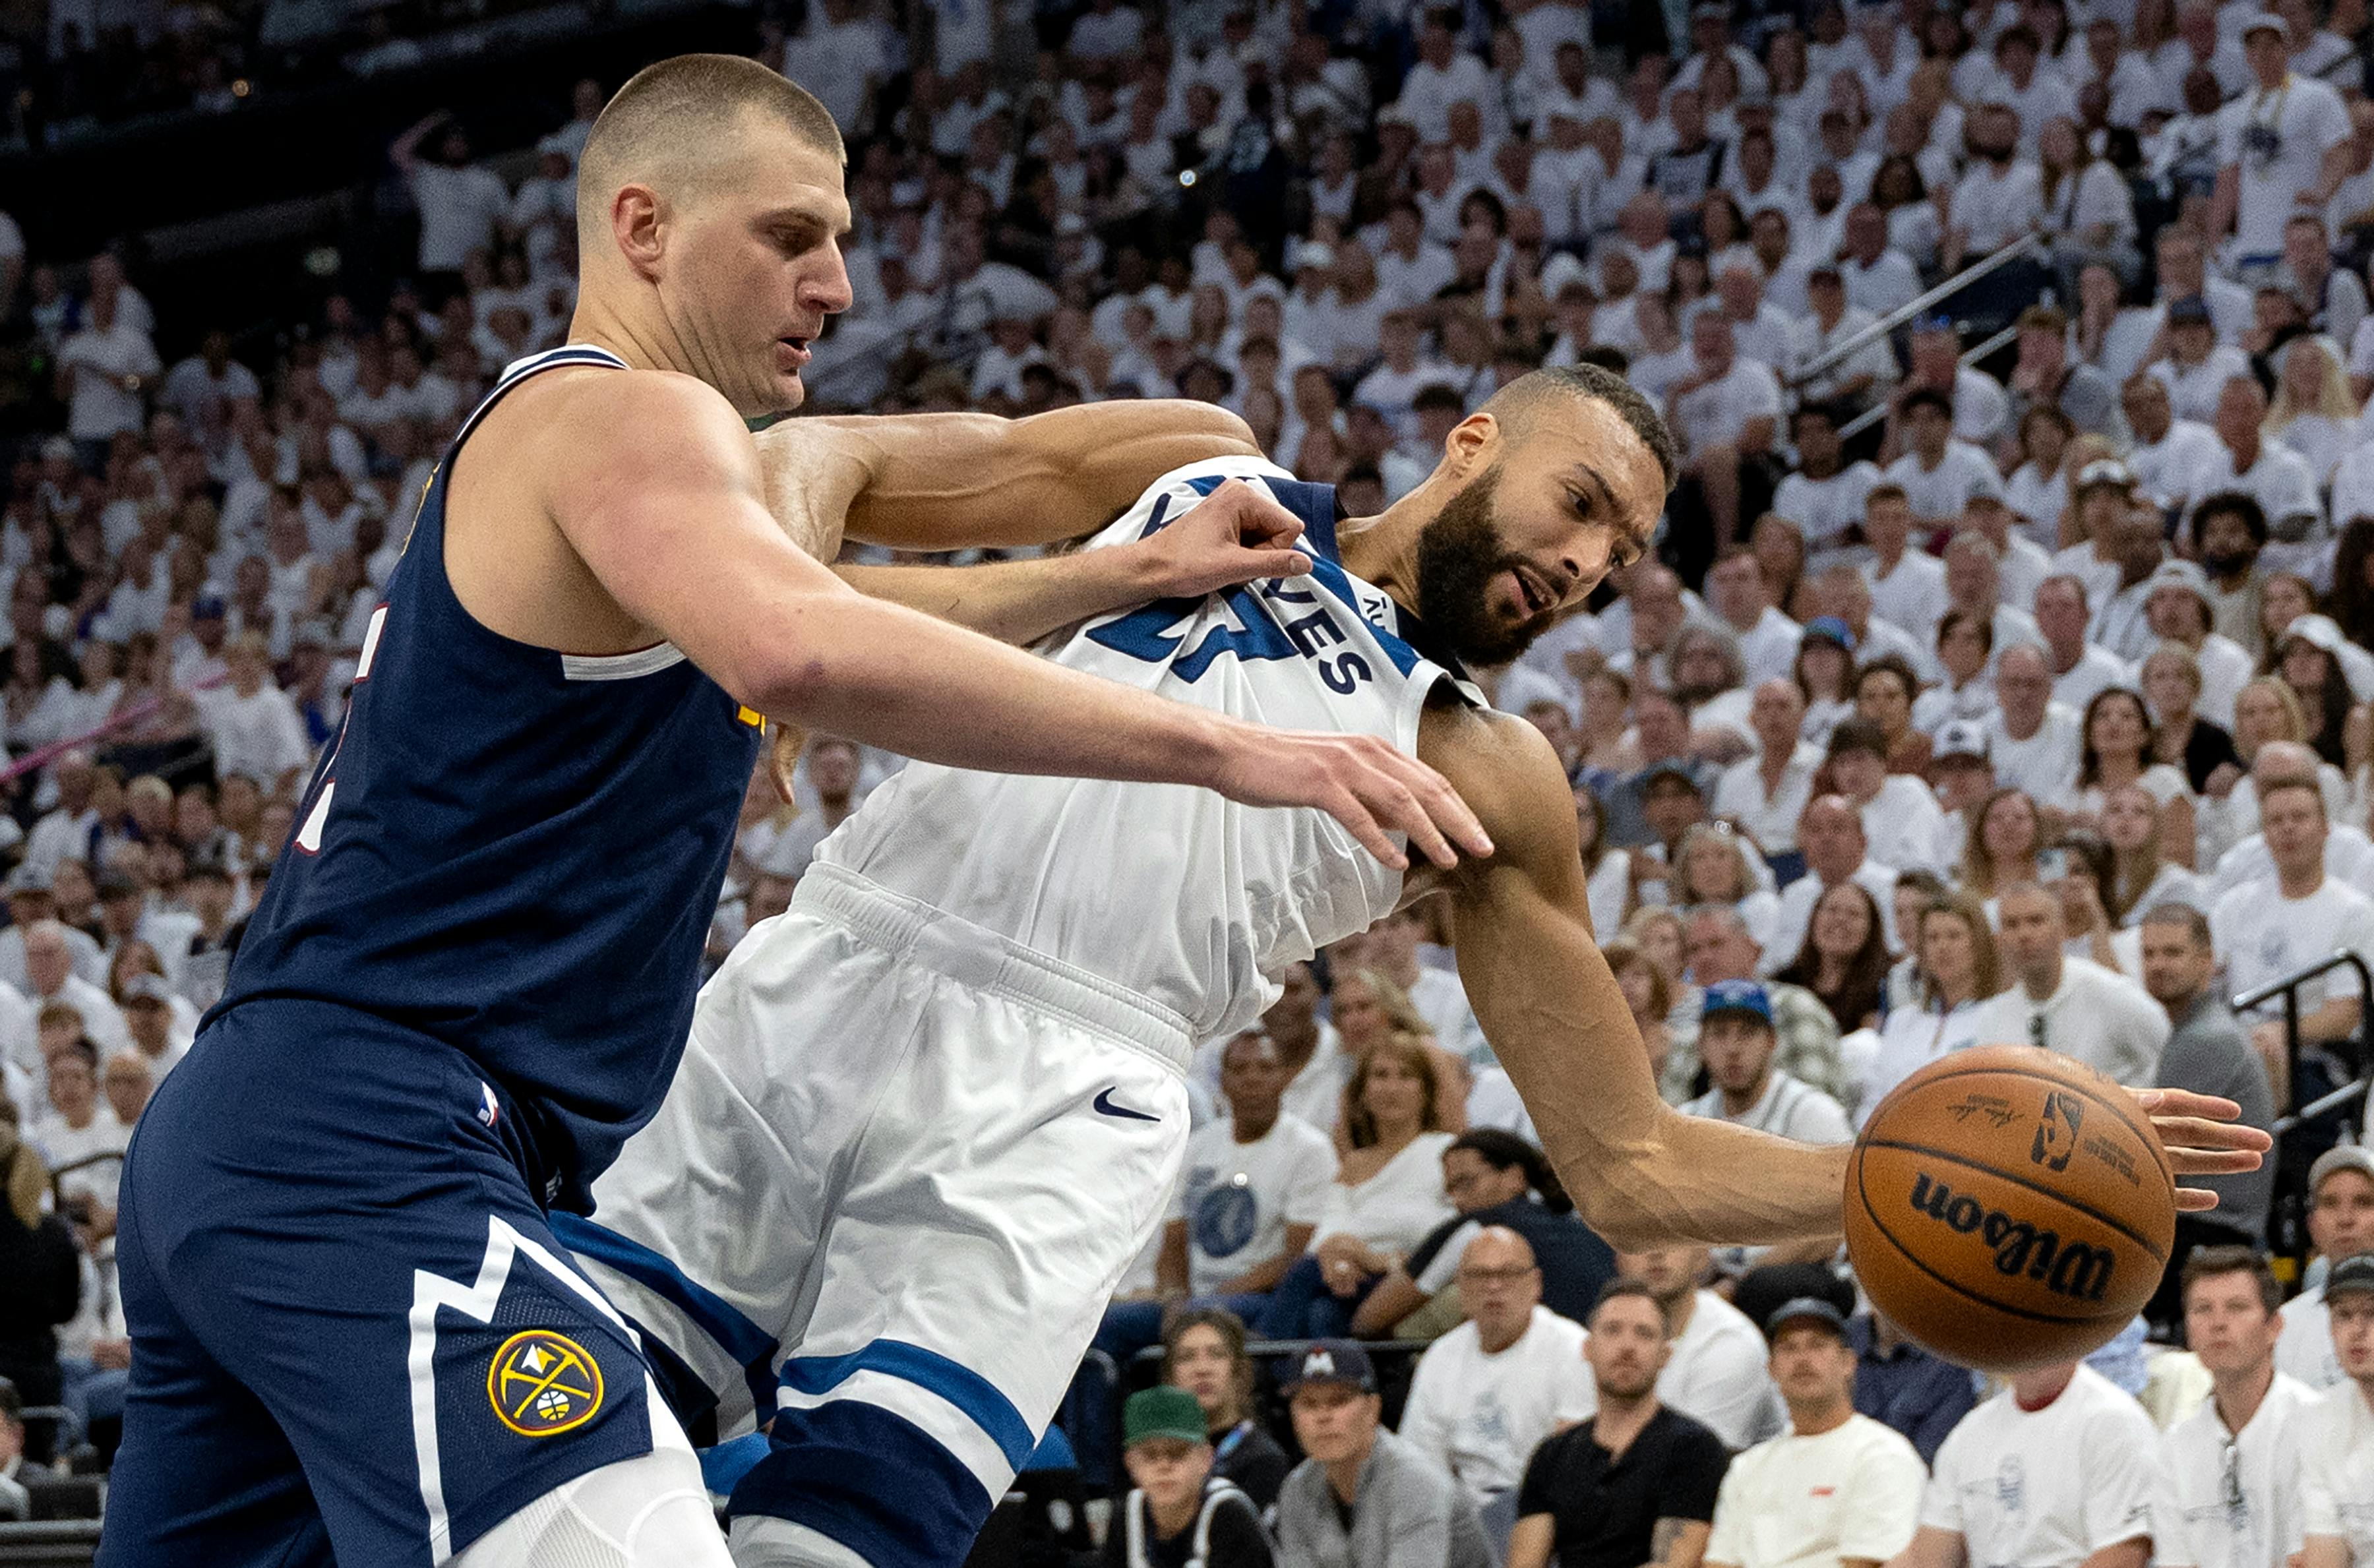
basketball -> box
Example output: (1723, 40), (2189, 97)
(1844, 1046), (2177, 1374)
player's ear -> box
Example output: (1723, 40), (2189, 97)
(1444, 411), (1498, 470)
(610, 184), (668, 280)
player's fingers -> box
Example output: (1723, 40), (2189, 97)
(2162, 1144), (2267, 1176)
(2148, 1112), (2271, 1154)
(2174, 1187), (2225, 1213)
(1249, 549), (1312, 578)
(1381, 746), (1494, 859)
(1370, 773), (1459, 869)
(1325, 783), (1408, 871)
(2131, 1087), (2245, 1124)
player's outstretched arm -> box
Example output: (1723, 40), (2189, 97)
(549, 373), (1489, 871)
(757, 400), (1260, 551)
(1424, 704), (1852, 1250)
(836, 479), (1314, 646)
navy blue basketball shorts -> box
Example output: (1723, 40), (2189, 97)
(99, 1000), (663, 1567)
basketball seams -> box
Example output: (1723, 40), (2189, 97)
(1862, 1059), (2172, 1182)
(1848, 1148), (2117, 1329)
(1860, 1139), (2172, 1263)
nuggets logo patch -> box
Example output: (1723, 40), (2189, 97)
(487, 1329), (604, 1437)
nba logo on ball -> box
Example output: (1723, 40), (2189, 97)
(1844, 1046), (2176, 1373)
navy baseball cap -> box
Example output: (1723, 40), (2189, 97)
(1281, 1340), (1376, 1395)
(1701, 979), (1773, 1027)
(1764, 1296), (1850, 1342)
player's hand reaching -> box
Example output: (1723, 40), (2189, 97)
(2129, 1087), (2272, 1213)
(1212, 726), (1492, 872)
(1129, 478), (1315, 601)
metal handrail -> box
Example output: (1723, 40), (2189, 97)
(2233, 946), (2373, 1124)
(1787, 233), (2050, 390)
(1838, 319), (2023, 441)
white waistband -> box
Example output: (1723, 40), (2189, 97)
(791, 862), (1194, 1071)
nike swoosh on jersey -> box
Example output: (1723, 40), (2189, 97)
(1092, 1087), (1160, 1122)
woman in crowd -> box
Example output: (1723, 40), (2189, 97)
(1794, 618), (1858, 748)
(1751, 515), (1816, 624)
(2143, 643), (2243, 794)
(1910, 609), (1996, 731)
(2068, 260), (2157, 386)
(1854, 653), (1930, 775)
(1872, 154), (1941, 271)
(2051, 831), (2140, 975)
(1668, 822), (1779, 951)
(1577, 665), (1639, 776)
(1960, 786), (2048, 903)
(2039, 116), (2139, 297)
(2266, 336), (2361, 487)
(2005, 406), (2079, 545)
(1161, 1310), (1292, 1513)
(2099, 783), (2207, 925)
(1328, 968), (1465, 1133)
(1884, 870), (1951, 1013)
(1775, 879), (1891, 1037)
(1351, 1130), (1614, 1337)
(1862, 893), (2001, 1118)
(2274, 619), (2357, 766)
(1575, 784), (1635, 942)
(1604, 936), (1676, 1095)
(1258, 1040), (1457, 1337)
(2206, 675), (2354, 861)
(2259, 570), (2319, 651)
(0, 1097), (81, 1412)
(2073, 686), (2197, 864)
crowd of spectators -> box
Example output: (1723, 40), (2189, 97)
(2, 0), (2374, 1555)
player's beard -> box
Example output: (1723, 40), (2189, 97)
(1414, 463), (1548, 667)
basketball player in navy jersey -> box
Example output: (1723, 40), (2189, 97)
(98, 55), (1492, 1568)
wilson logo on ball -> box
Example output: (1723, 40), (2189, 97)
(1906, 1172), (2117, 1303)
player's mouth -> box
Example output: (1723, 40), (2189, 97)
(1509, 563), (1563, 618)
(776, 336), (813, 369)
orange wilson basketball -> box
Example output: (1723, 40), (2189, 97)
(1844, 1045), (2177, 1374)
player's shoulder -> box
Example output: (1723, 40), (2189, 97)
(1418, 703), (1575, 870)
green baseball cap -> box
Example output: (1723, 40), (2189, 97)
(1125, 1385), (1211, 1447)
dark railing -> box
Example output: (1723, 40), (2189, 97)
(2230, 946), (2373, 1126)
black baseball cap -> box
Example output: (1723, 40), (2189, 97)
(1764, 1296), (1850, 1342)
(2327, 1253), (2374, 1303)
(1281, 1340), (1376, 1395)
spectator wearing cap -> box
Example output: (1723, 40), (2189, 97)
(2137, 906), (2274, 1260)
(1883, 388), (2009, 532)
(1703, 1299), (1924, 1568)
(1968, 881), (2170, 1083)
(1673, 907), (1848, 1110)
(1507, 1280), (1730, 1568)
(1924, 723), (1997, 864)
(1396, 1226), (1595, 1509)
(1715, 679), (1824, 862)
(2212, 13), (2355, 278)
(2141, 562), (2253, 727)
(2296, 1253), (2374, 1568)
(2280, 1147), (2374, 1391)
(2154, 1247), (2318, 1568)
(2210, 778), (2374, 1106)
(1275, 1341), (1488, 1568)
(1678, 982), (1853, 1158)
(1824, 719), (1949, 877)
(1106, 1385), (1273, 1568)
(1892, 1354), (2162, 1568)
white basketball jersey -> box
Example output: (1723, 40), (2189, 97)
(816, 454), (1484, 1041)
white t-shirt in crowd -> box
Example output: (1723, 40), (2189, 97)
(1673, 360), (1785, 454)
(1662, 1288), (1786, 1451)
(2210, 876), (2374, 1027)
(1949, 158), (2047, 255)
(1168, 1112), (1337, 1296)
(1962, 955), (2170, 1085)
(1705, 1412), (1928, 1568)
(408, 161), (513, 272)
(2276, 1286), (2344, 1390)
(1884, 442), (2005, 525)
(2218, 73), (2352, 258)
(1308, 1130), (1457, 1258)
(1399, 1306), (1595, 1505)
(1984, 702), (2085, 808)
(198, 682), (316, 787)
(1858, 775), (1951, 877)
(1860, 998), (1991, 1125)
(1773, 463), (1883, 555)
(1922, 1367), (2163, 1565)
(1865, 550), (1950, 642)
(1715, 743), (1825, 857)
(2153, 1372), (2320, 1568)
(1277, 1025), (1355, 1137)
(1681, 1071), (1854, 1146)
(2050, 644), (2132, 716)
(2298, 1379), (2374, 1563)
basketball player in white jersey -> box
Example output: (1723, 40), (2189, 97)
(303, 50), (1490, 1568)
(571, 364), (2268, 1568)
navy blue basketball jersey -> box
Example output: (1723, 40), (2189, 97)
(216, 345), (764, 1207)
